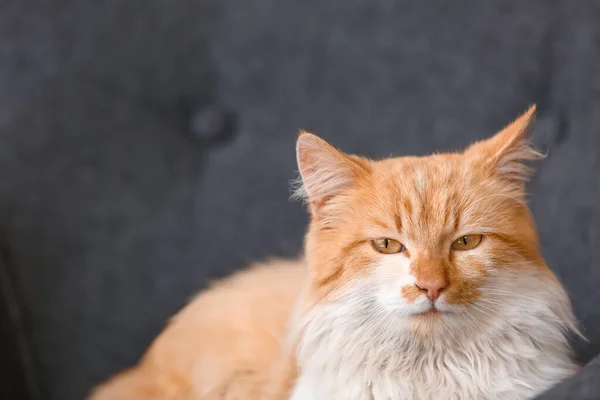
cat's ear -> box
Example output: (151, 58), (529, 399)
(294, 131), (369, 213)
(466, 105), (543, 184)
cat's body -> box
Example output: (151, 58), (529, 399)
(90, 260), (304, 399)
(90, 106), (580, 400)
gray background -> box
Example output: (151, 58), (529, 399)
(0, 1), (599, 399)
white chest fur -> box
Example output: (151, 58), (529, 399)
(289, 280), (578, 400)
(291, 338), (574, 400)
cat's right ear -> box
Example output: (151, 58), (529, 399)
(293, 131), (369, 214)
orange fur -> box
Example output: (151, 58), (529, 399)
(90, 105), (576, 399)
(89, 260), (305, 400)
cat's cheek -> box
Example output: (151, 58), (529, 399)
(444, 251), (490, 306)
(375, 283), (432, 316)
(376, 285), (410, 312)
(372, 255), (429, 314)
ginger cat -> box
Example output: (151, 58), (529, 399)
(90, 105), (580, 400)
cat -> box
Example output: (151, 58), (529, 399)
(89, 105), (580, 400)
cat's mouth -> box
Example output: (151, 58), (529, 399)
(417, 308), (442, 316)
(414, 304), (451, 317)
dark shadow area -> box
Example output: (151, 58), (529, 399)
(0, 250), (40, 400)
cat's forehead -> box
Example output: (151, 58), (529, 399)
(357, 153), (489, 237)
(374, 153), (471, 193)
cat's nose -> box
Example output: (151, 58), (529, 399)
(415, 280), (447, 301)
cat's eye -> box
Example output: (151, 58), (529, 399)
(372, 238), (406, 254)
(451, 234), (483, 251)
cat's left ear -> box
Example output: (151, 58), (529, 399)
(465, 105), (543, 184)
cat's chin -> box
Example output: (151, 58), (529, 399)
(401, 296), (458, 317)
(408, 306), (456, 321)
(380, 303), (457, 323)
(378, 297), (459, 319)
(413, 307), (447, 317)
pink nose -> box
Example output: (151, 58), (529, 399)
(415, 280), (447, 301)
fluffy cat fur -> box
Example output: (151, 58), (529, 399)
(90, 105), (580, 400)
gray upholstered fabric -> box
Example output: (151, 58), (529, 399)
(536, 356), (600, 400)
(0, 1), (599, 399)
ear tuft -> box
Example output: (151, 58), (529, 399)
(467, 105), (544, 183)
